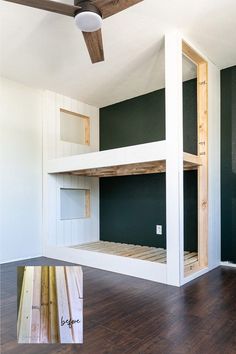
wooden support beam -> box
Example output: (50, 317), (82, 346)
(182, 41), (205, 65)
(65, 153), (201, 178)
(182, 40), (208, 275)
(197, 61), (208, 268)
(183, 152), (202, 167)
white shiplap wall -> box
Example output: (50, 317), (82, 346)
(43, 91), (99, 249)
(47, 174), (99, 247)
(44, 90), (99, 159)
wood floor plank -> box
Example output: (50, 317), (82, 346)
(17, 267), (25, 339)
(30, 267), (41, 343)
(49, 266), (58, 343)
(65, 267), (83, 343)
(71, 266), (83, 299)
(40, 266), (49, 343)
(17, 267), (34, 343)
(55, 266), (74, 343)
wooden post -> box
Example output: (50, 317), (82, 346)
(182, 41), (208, 273)
(197, 62), (208, 268)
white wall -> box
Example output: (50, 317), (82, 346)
(0, 77), (42, 263)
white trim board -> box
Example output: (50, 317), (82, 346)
(47, 140), (167, 174)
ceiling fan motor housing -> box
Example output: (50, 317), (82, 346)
(74, 1), (102, 18)
(74, 0), (103, 32)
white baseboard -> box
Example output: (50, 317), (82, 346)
(0, 255), (43, 265)
(220, 261), (236, 268)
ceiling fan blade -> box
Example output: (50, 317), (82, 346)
(82, 29), (104, 64)
(92, 0), (143, 19)
(3, 0), (81, 17)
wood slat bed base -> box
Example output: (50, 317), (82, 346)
(71, 241), (198, 267)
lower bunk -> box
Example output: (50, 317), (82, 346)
(44, 241), (200, 285)
(70, 241), (198, 273)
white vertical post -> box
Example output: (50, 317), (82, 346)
(165, 32), (184, 286)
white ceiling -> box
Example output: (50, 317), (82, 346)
(0, 0), (236, 107)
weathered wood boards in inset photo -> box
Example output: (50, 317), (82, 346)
(17, 265), (83, 344)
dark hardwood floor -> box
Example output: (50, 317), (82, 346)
(1, 258), (236, 354)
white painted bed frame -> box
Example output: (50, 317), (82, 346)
(43, 33), (221, 287)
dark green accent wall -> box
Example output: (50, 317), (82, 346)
(100, 174), (166, 248)
(99, 79), (198, 250)
(183, 79), (198, 155)
(221, 66), (236, 263)
(100, 79), (197, 154)
(100, 89), (165, 149)
(100, 171), (197, 250)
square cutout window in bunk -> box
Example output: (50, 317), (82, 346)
(60, 109), (90, 145)
(60, 188), (90, 220)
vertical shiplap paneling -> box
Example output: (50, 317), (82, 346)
(43, 90), (99, 248)
(63, 174), (73, 246)
(51, 174), (99, 247)
(45, 90), (99, 159)
(54, 175), (64, 247)
(55, 94), (63, 158)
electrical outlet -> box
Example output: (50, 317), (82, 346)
(156, 225), (162, 235)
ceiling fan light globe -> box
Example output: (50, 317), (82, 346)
(75, 11), (102, 32)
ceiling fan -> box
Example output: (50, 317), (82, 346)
(4, 0), (143, 63)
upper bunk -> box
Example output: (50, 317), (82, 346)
(47, 140), (202, 177)
(44, 38), (202, 179)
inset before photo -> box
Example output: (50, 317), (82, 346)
(17, 266), (83, 344)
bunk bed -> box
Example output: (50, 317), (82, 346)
(43, 34), (221, 286)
